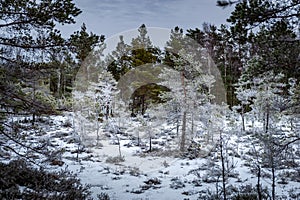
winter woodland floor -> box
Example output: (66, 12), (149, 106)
(2, 112), (300, 200)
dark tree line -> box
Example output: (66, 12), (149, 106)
(0, 0), (102, 123)
(0, 1), (101, 198)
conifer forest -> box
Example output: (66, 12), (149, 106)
(0, 0), (299, 199)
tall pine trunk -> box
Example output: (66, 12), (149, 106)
(257, 165), (262, 200)
(220, 132), (227, 200)
(180, 71), (187, 152)
(270, 149), (275, 200)
(180, 111), (187, 152)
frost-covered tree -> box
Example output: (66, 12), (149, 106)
(73, 70), (118, 146)
(160, 26), (227, 152)
(235, 67), (299, 200)
(131, 24), (153, 50)
(92, 71), (118, 143)
(234, 74), (257, 131)
(164, 26), (185, 68)
(160, 48), (216, 152)
(236, 69), (286, 133)
(93, 71), (118, 120)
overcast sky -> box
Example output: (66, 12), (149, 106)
(58, 0), (234, 54)
(60, 0), (234, 38)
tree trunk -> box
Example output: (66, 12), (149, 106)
(191, 112), (194, 139)
(32, 113), (36, 126)
(105, 103), (109, 120)
(137, 131), (140, 146)
(180, 111), (187, 152)
(180, 71), (187, 152)
(176, 117), (179, 136)
(149, 136), (152, 152)
(241, 106), (245, 132)
(57, 68), (61, 97)
(117, 135), (122, 158)
(32, 79), (36, 125)
(220, 133), (227, 200)
(271, 157), (275, 200)
(257, 165), (262, 200)
(96, 119), (100, 145)
(265, 105), (270, 133)
(59, 64), (66, 98)
(224, 52), (227, 105)
(141, 95), (145, 115)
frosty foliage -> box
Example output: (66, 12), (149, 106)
(235, 70), (293, 132)
(158, 46), (227, 152)
(73, 70), (119, 145)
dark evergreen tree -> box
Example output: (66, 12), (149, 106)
(246, 20), (300, 81)
(0, 0), (81, 118)
(187, 24), (242, 107)
(130, 24), (161, 67)
(0, 1), (96, 198)
(216, 0), (300, 106)
(107, 24), (164, 114)
(164, 26), (185, 68)
(107, 35), (131, 81)
(69, 23), (104, 86)
(69, 23), (103, 65)
(218, 0), (299, 30)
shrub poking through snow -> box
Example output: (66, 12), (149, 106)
(0, 159), (92, 200)
(144, 177), (161, 185)
(170, 177), (185, 189)
(105, 156), (125, 164)
(97, 192), (110, 200)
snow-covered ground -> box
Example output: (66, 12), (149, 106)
(2, 113), (300, 200)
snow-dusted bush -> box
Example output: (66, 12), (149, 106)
(128, 167), (141, 177)
(105, 156), (124, 164)
(97, 192), (110, 200)
(230, 184), (269, 200)
(0, 159), (92, 200)
(170, 177), (185, 189)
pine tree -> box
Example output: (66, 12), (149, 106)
(164, 26), (185, 67)
(69, 23), (104, 88)
(0, 0), (81, 118)
(187, 24), (239, 106)
(216, 0), (300, 109)
(218, 0), (299, 31)
(108, 24), (165, 115)
(107, 35), (131, 81)
(130, 24), (161, 67)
